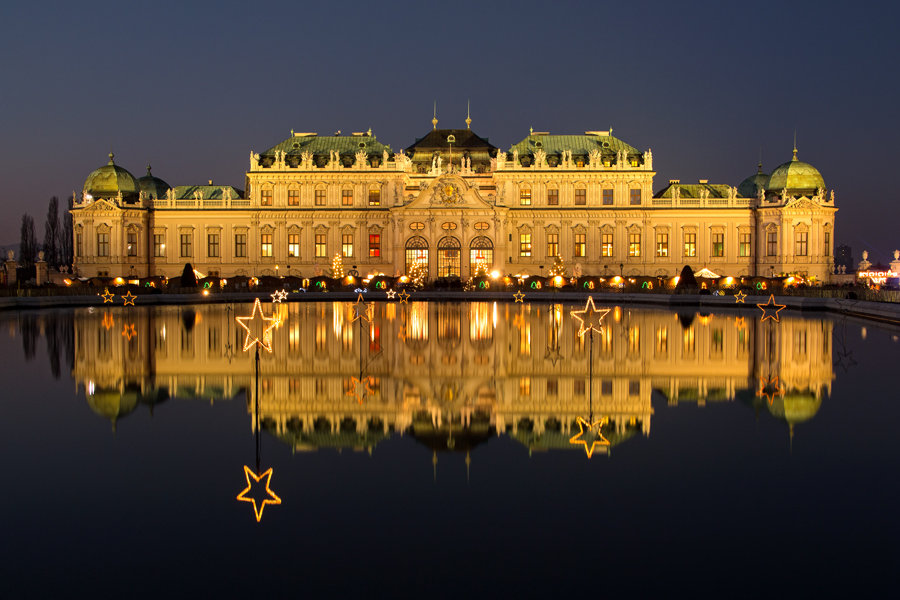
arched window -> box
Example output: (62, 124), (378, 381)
(405, 236), (428, 274)
(437, 236), (461, 278)
(470, 236), (494, 275)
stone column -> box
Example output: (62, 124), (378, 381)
(5, 258), (17, 286)
(36, 257), (48, 285)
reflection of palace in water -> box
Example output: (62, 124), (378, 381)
(70, 301), (835, 452)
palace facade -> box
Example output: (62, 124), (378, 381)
(72, 120), (837, 281)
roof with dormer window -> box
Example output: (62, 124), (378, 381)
(260, 133), (392, 157)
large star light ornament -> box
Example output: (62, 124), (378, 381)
(121, 291), (136, 306)
(236, 466), (281, 522)
(351, 294), (374, 323)
(270, 289), (288, 303)
(513, 291), (525, 303)
(101, 288), (115, 303)
(236, 298), (278, 352)
(398, 290), (410, 304)
(386, 289), (397, 299)
(122, 323), (137, 341)
(758, 294), (786, 322)
(571, 296), (611, 337)
(346, 375), (375, 405)
(735, 290), (747, 303)
(569, 416), (610, 458)
(756, 376), (785, 405)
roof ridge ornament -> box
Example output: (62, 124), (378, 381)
(432, 101), (438, 130)
(792, 131), (798, 161)
(466, 100), (471, 129)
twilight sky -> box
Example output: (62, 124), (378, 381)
(2, 0), (897, 262)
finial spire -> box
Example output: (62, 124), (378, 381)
(792, 131), (798, 161)
(432, 102), (438, 130)
(108, 152), (115, 165)
(465, 100), (471, 129)
(758, 148), (763, 173)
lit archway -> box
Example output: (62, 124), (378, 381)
(437, 236), (461, 278)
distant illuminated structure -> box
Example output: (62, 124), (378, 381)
(71, 123), (836, 282)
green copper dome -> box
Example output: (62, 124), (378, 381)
(766, 150), (825, 194)
(83, 153), (141, 200)
(137, 165), (171, 199)
(737, 163), (769, 198)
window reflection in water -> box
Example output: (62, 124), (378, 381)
(408, 303), (428, 341)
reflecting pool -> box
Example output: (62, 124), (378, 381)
(1, 300), (897, 596)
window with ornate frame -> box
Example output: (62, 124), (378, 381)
(288, 189), (299, 206)
(767, 231), (778, 256)
(207, 233), (219, 258)
(574, 233), (586, 257)
(547, 233), (559, 257)
(315, 234), (326, 258)
(739, 233), (751, 257)
(656, 233), (668, 257)
(368, 189), (380, 206)
(341, 189), (353, 206)
(519, 233), (532, 257)
(603, 189), (613, 205)
(127, 232), (137, 256)
(519, 189), (531, 206)
(684, 233), (696, 257)
(180, 233), (192, 257)
(235, 233), (247, 258)
(629, 233), (641, 257)
(712, 233), (724, 257)
(602, 233), (613, 257)
(261, 190), (273, 206)
(575, 189), (586, 205)
(796, 231), (808, 256)
(261, 233), (273, 257)
(342, 233), (353, 258)
(630, 188), (641, 205)
(315, 189), (326, 206)
(97, 233), (109, 257)
(369, 234), (380, 257)
(547, 189), (558, 206)
(288, 234), (300, 258)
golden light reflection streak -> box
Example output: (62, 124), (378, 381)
(236, 466), (281, 522)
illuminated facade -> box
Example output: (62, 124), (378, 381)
(71, 123), (837, 281)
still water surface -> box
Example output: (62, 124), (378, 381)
(1, 301), (897, 597)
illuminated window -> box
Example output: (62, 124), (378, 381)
(288, 189), (299, 206)
(342, 234), (353, 258)
(547, 233), (559, 257)
(519, 378), (531, 396)
(474, 222), (490, 231)
(519, 189), (532, 206)
(409, 222), (425, 231)
(575, 189), (586, 205)
(369, 234), (380, 257)
(796, 232), (808, 256)
(315, 189), (326, 206)
(794, 330), (808, 355)
(405, 236), (428, 273)
(180, 233), (191, 257)
(341, 189), (353, 206)
(441, 222), (458, 231)
(684, 233), (696, 257)
(656, 327), (668, 355)
(547, 189), (558, 206)
(519, 234), (532, 257)
(261, 189), (272, 206)
(712, 233), (724, 257)
(739, 233), (751, 257)
(629, 233), (641, 257)
(603, 189), (613, 205)
(207, 233), (219, 258)
(630, 188), (641, 205)
(288, 234), (300, 258)
(235, 234), (246, 257)
(315, 234), (326, 258)
(574, 234), (586, 257)
(767, 232), (778, 256)
(261, 234), (273, 257)
(368, 189), (380, 206)
(152, 234), (164, 257)
(657, 233), (668, 257)
(628, 326), (640, 354)
(97, 233), (109, 257)
(126, 232), (137, 256)
(602, 233), (613, 257)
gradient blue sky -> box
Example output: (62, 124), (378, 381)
(2, 0), (897, 262)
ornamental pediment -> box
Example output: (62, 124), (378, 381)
(784, 198), (820, 211)
(403, 175), (493, 210)
(82, 199), (119, 212)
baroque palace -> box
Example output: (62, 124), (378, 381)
(72, 117), (837, 281)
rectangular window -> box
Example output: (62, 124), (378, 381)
(76, 233), (83, 257)
(630, 188), (642, 205)
(547, 233), (559, 257)
(288, 189), (299, 206)
(739, 233), (751, 257)
(767, 232), (778, 256)
(656, 233), (668, 257)
(261, 234), (273, 257)
(519, 234), (532, 257)
(824, 232), (830, 255)
(342, 234), (353, 258)
(369, 234), (380, 258)
(602, 233), (613, 257)
(520, 189), (531, 206)
(315, 189), (326, 206)
(235, 234), (246, 258)
(97, 233), (109, 257)
(153, 234), (164, 257)
(574, 233), (586, 257)
(315, 234), (326, 258)
(342, 189), (353, 206)
(180, 233), (192, 257)
(796, 232), (808, 256)
(684, 233), (697, 257)
(603, 189), (613, 205)
(261, 190), (272, 206)
(207, 233), (219, 258)
(575, 189), (586, 205)
(547, 189), (558, 206)
(288, 234), (300, 258)
(126, 232), (137, 256)
(629, 233), (641, 257)
(712, 233), (724, 257)
(368, 189), (380, 207)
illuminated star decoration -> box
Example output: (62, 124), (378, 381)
(270, 289), (288, 303)
(346, 375), (375, 405)
(758, 294), (786, 322)
(122, 323), (137, 341)
(398, 290), (410, 304)
(756, 376), (785, 405)
(101, 288), (114, 303)
(513, 291), (525, 303)
(236, 298), (278, 352)
(735, 290), (747, 303)
(570, 296), (611, 337)
(734, 317), (746, 330)
(351, 293), (374, 323)
(121, 291), (136, 306)
(569, 416), (610, 458)
(236, 466), (282, 522)
(101, 312), (115, 331)
(386, 289), (397, 299)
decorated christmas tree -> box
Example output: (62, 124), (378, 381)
(473, 255), (489, 278)
(407, 260), (427, 289)
(330, 253), (345, 279)
(549, 255), (567, 278)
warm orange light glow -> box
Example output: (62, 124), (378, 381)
(346, 375), (375, 405)
(271, 289), (288, 303)
(101, 312), (114, 330)
(101, 288), (114, 303)
(569, 416), (610, 458)
(756, 376), (784, 405)
(236, 298), (278, 352)
(758, 294), (786, 322)
(513, 291), (525, 303)
(735, 290), (747, 303)
(122, 323), (137, 341)
(236, 466), (281, 522)
(121, 291), (136, 306)
(570, 296), (610, 337)
(351, 293), (374, 323)
(386, 289), (397, 299)
(398, 290), (410, 304)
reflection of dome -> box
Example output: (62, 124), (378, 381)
(83, 153), (141, 201)
(737, 163), (769, 198)
(137, 165), (170, 200)
(766, 150), (825, 195)
(767, 392), (822, 426)
(86, 388), (139, 431)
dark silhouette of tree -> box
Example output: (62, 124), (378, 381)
(60, 195), (74, 268)
(180, 263), (198, 287)
(675, 264), (698, 291)
(19, 214), (37, 266)
(43, 196), (60, 268)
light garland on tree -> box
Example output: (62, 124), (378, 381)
(331, 253), (345, 279)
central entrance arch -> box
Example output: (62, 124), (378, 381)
(437, 236), (461, 278)
(469, 236), (494, 275)
(405, 236), (428, 274)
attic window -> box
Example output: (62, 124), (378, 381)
(358, 142), (366, 149)
(534, 141), (542, 148)
(602, 142), (611, 148)
(292, 142), (300, 149)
